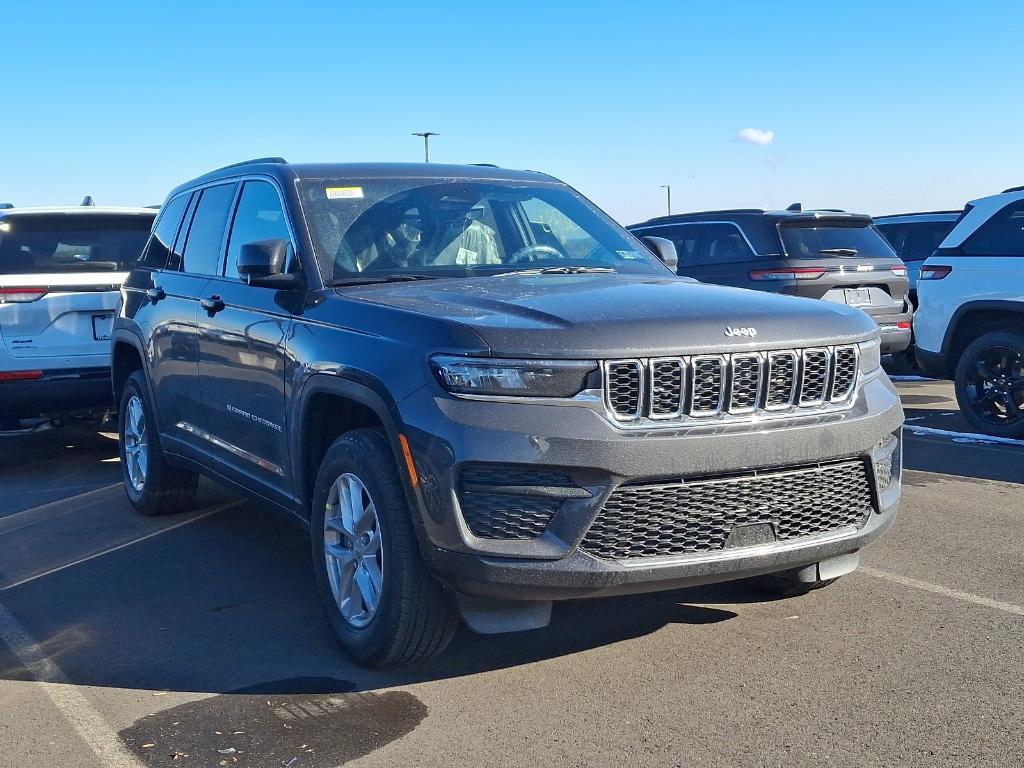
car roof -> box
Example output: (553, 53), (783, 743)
(629, 208), (872, 228)
(169, 158), (561, 198)
(874, 211), (961, 224)
(0, 206), (156, 218)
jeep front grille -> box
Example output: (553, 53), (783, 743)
(580, 459), (874, 560)
(603, 344), (859, 424)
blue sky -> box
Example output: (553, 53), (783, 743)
(2, 1), (1021, 224)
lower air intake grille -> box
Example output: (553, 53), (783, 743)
(457, 466), (573, 540)
(580, 460), (873, 560)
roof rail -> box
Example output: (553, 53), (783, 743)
(81, 195), (95, 207)
(469, 163), (499, 168)
(1002, 185), (1024, 194)
(210, 157), (288, 173)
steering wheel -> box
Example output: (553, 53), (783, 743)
(507, 244), (565, 264)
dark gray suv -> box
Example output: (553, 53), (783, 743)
(112, 160), (903, 666)
(629, 208), (914, 355)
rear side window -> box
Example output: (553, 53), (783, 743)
(180, 184), (237, 275)
(697, 224), (754, 265)
(908, 221), (955, 261)
(224, 181), (294, 279)
(963, 201), (1024, 255)
(140, 194), (189, 269)
(876, 224), (908, 259)
(0, 213), (155, 274)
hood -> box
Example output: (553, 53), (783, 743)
(337, 274), (878, 358)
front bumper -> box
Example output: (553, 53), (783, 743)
(399, 373), (904, 601)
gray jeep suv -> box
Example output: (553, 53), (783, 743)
(112, 159), (903, 667)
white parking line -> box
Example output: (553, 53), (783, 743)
(904, 424), (1024, 448)
(0, 483), (122, 535)
(0, 501), (241, 592)
(0, 601), (144, 768)
(860, 566), (1024, 618)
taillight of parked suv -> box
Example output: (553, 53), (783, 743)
(919, 265), (952, 280)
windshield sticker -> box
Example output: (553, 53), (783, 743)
(617, 250), (645, 260)
(326, 186), (364, 200)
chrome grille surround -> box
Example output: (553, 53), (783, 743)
(690, 355), (726, 416)
(764, 350), (799, 410)
(798, 348), (831, 405)
(829, 345), (859, 402)
(603, 344), (862, 427)
(603, 359), (643, 421)
(728, 353), (763, 413)
(648, 357), (686, 419)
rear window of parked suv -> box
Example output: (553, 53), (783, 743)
(779, 220), (897, 259)
(0, 213), (154, 274)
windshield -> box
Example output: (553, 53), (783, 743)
(297, 178), (668, 283)
(0, 213), (155, 274)
(779, 220), (897, 260)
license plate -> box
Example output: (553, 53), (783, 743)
(92, 313), (114, 341)
(844, 288), (872, 307)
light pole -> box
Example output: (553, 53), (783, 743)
(412, 131), (439, 163)
(660, 185), (672, 215)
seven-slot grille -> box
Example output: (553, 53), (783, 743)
(603, 345), (859, 423)
(580, 459), (874, 560)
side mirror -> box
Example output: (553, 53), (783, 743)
(641, 236), (678, 270)
(237, 239), (301, 288)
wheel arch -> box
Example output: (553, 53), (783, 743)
(942, 301), (1024, 378)
(110, 329), (149, 403)
(292, 373), (418, 521)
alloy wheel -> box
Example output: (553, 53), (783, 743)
(123, 394), (149, 492)
(323, 473), (384, 629)
(964, 345), (1024, 426)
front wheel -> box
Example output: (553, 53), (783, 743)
(311, 429), (457, 667)
(954, 330), (1024, 439)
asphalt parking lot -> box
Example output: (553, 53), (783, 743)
(0, 376), (1021, 768)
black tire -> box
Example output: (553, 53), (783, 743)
(311, 429), (457, 667)
(118, 370), (198, 515)
(746, 570), (838, 598)
(954, 330), (1024, 439)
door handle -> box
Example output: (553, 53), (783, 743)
(200, 295), (225, 314)
(146, 286), (166, 303)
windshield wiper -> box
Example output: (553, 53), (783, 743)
(818, 248), (859, 256)
(329, 274), (438, 287)
(494, 266), (616, 277)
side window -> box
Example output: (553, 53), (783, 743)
(224, 181), (293, 279)
(963, 201), (1024, 255)
(876, 224), (908, 260)
(180, 183), (237, 275)
(643, 226), (698, 269)
(697, 224), (754, 265)
(908, 222), (954, 261)
(140, 194), (189, 268)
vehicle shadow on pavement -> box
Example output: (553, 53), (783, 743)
(0, 500), (760, 696)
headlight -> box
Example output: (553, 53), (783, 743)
(859, 337), (881, 376)
(431, 355), (597, 397)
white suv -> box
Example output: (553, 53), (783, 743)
(914, 187), (1024, 438)
(0, 204), (156, 430)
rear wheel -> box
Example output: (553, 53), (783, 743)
(118, 370), (198, 515)
(311, 429), (457, 667)
(954, 330), (1024, 439)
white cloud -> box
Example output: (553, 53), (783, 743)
(737, 127), (775, 146)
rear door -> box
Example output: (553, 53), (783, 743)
(690, 223), (759, 287)
(148, 183), (238, 450)
(777, 218), (909, 320)
(0, 212), (154, 360)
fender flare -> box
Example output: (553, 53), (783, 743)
(290, 372), (414, 514)
(941, 300), (1024, 359)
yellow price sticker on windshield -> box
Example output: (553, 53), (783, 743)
(326, 186), (364, 200)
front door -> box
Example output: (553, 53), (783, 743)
(196, 179), (295, 494)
